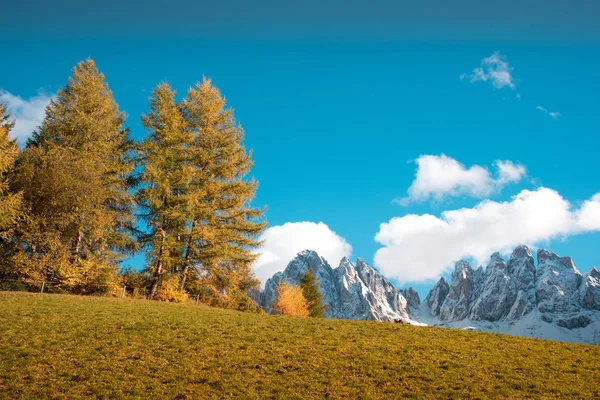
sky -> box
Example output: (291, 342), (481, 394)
(2, 0), (600, 298)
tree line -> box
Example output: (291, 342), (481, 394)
(0, 59), (266, 310)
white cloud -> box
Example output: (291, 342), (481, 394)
(376, 188), (600, 284)
(577, 194), (600, 231)
(0, 90), (53, 144)
(496, 160), (527, 185)
(461, 51), (517, 91)
(536, 106), (560, 120)
(396, 154), (526, 205)
(253, 221), (352, 284)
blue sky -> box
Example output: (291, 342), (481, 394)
(2, 1), (600, 298)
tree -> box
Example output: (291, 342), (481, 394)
(179, 78), (266, 306)
(11, 59), (136, 292)
(137, 83), (191, 299)
(0, 104), (23, 280)
(0, 104), (21, 235)
(300, 270), (325, 317)
(137, 78), (266, 306)
(272, 281), (309, 317)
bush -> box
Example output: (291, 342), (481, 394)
(153, 275), (188, 303)
(120, 268), (152, 299)
(272, 281), (309, 317)
(0, 279), (28, 292)
(68, 261), (122, 296)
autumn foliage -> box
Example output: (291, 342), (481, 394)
(0, 59), (265, 308)
(272, 281), (309, 317)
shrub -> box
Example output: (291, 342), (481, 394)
(153, 275), (188, 303)
(120, 268), (152, 299)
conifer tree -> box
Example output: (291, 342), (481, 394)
(180, 78), (266, 305)
(0, 104), (21, 234)
(273, 281), (309, 317)
(12, 59), (136, 292)
(300, 270), (325, 317)
(137, 83), (191, 299)
(0, 104), (23, 279)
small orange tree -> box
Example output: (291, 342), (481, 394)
(272, 281), (309, 317)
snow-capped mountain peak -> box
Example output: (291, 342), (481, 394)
(258, 246), (600, 344)
(260, 250), (419, 323)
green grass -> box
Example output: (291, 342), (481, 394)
(1, 292), (599, 399)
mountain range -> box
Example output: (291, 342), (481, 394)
(256, 246), (600, 344)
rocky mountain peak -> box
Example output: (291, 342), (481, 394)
(258, 246), (600, 344)
(507, 245), (535, 275)
(470, 252), (516, 321)
(355, 257), (369, 269)
(260, 250), (337, 314)
(260, 250), (413, 322)
(338, 256), (354, 273)
(426, 245), (596, 337)
(580, 267), (600, 310)
(453, 260), (473, 279)
(536, 249), (554, 263)
(536, 249), (578, 271)
(488, 252), (508, 272)
(505, 245), (537, 319)
(339, 255), (352, 266)
(438, 260), (479, 321)
(511, 244), (532, 259)
(489, 251), (504, 264)
(400, 287), (421, 309)
(425, 277), (450, 317)
(536, 248), (582, 313)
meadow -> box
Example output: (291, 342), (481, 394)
(1, 291), (599, 399)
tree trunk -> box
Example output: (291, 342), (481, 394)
(71, 229), (83, 264)
(148, 229), (166, 300)
(179, 223), (195, 291)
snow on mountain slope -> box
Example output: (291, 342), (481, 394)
(260, 250), (420, 323)
(258, 246), (600, 344)
(425, 246), (600, 344)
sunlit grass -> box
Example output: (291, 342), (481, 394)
(1, 292), (599, 399)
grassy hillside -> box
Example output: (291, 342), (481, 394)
(1, 292), (599, 399)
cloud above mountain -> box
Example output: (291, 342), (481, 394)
(377, 188), (600, 284)
(253, 221), (352, 284)
(396, 154), (526, 205)
(0, 90), (53, 144)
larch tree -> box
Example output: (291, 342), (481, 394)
(0, 104), (21, 234)
(300, 270), (325, 318)
(273, 281), (309, 317)
(137, 83), (191, 300)
(180, 78), (266, 308)
(12, 59), (136, 292)
(0, 104), (22, 278)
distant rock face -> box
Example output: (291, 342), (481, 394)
(438, 261), (481, 321)
(400, 287), (421, 314)
(557, 315), (592, 329)
(261, 250), (340, 315)
(505, 246), (537, 320)
(535, 250), (582, 313)
(260, 250), (417, 322)
(580, 268), (600, 310)
(258, 246), (600, 344)
(424, 246), (599, 340)
(470, 253), (517, 322)
(425, 278), (449, 317)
